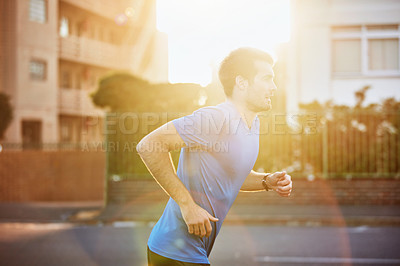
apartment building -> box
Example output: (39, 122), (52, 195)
(0, 0), (168, 146)
(286, 0), (400, 111)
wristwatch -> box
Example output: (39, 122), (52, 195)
(262, 173), (273, 191)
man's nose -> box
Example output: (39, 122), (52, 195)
(270, 83), (277, 94)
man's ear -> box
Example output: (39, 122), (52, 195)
(235, 75), (249, 91)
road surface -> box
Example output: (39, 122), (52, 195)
(0, 223), (399, 266)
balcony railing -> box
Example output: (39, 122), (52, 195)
(59, 87), (104, 116)
(60, 0), (142, 22)
(59, 36), (135, 69)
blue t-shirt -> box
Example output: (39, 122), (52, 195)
(147, 100), (260, 264)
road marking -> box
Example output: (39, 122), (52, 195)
(347, 225), (369, 233)
(254, 256), (400, 264)
(112, 221), (144, 228)
(0, 222), (75, 230)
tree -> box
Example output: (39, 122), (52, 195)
(0, 92), (13, 140)
(91, 72), (150, 112)
(90, 72), (208, 113)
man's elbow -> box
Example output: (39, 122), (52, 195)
(137, 135), (167, 155)
(136, 136), (149, 155)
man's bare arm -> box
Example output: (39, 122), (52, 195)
(136, 121), (218, 237)
(136, 121), (194, 206)
(240, 170), (292, 197)
(239, 170), (266, 192)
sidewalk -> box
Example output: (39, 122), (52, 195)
(0, 201), (103, 223)
(1, 201), (400, 227)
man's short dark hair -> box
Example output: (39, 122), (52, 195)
(218, 47), (274, 97)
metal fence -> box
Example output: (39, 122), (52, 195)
(256, 110), (400, 178)
(0, 142), (106, 151)
(103, 110), (400, 179)
(3, 110), (398, 179)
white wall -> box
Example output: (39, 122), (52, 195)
(286, 0), (400, 111)
(332, 78), (400, 106)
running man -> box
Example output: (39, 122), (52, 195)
(137, 47), (293, 266)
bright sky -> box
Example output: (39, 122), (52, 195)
(156, 0), (291, 86)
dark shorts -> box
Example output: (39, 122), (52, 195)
(147, 246), (210, 266)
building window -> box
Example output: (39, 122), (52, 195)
(60, 116), (81, 143)
(22, 120), (42, 149)
(30, 59), (47, 80)
(332, 25), (400, 76)
(29, 0), (47, 23)
(61, 70), (72, 88)
(332, 39), (361, 73)
(59, 17), (69, 38)
(60, 121), (72, 142)
(76, 73), (82, 89)
(368, 39), (399, 71)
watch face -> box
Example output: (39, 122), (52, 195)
(262, 178), (270, 191)
(262, 174), (273, 191)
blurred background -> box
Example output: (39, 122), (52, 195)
(0, 0), (400, 265)
(1, 0), (399, 203)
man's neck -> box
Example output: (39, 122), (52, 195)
(227, 98), (257, 129)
